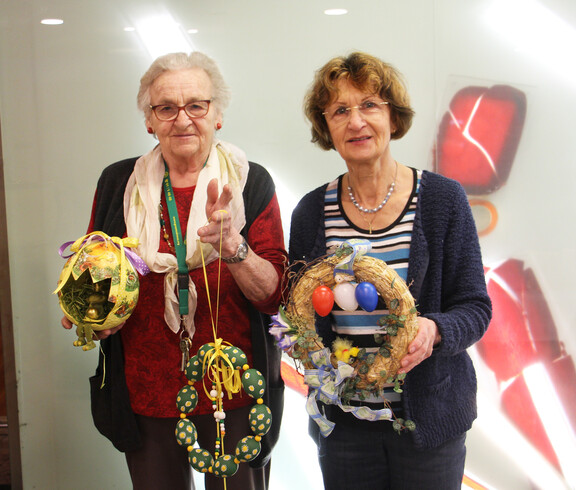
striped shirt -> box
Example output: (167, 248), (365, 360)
(324, 168), (421, 403)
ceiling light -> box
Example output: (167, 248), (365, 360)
(40, 18), (64, 25)
(324, 9), (348, 16)
(187, 29), (199, 34)
(124, 26), (136, 32)
(134, 12), (194, 59)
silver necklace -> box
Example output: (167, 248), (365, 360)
(347, 162), (398, 214)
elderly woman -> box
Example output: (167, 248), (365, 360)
(62, 52), (286, 490)
(289, 52), (492, 489)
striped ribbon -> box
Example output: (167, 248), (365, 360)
(304, 348), (393, 437)
(333, 238), (372, 280)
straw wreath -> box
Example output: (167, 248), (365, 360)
(275, 242), (419, 395)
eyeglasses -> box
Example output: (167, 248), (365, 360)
(149, 100), (212, 121)
(323, 100), (389, 124)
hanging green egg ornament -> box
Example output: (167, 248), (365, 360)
(223, 345), (248, 370)
(249, 403), (272, 436)
(188, 447), (214, 473)
(185, 354), (204, 382)
(176, 385), (198, 414)
(235, 435), (262, 462)
(175, 418), (197, 447)
(212, 454), (239, 478)
(241, 368), (266, 399)
(175, 341), (270, 479)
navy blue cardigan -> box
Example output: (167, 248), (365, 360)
(289, 169), (492, 449)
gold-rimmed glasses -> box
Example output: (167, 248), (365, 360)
(323, 100), (389, 125)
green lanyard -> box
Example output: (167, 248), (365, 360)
(162, 162), (189, 316)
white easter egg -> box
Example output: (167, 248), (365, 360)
(333, 282), (358, 311)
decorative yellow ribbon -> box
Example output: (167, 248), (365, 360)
(199, 339), (243, 400)
(197, 210), (244, 399)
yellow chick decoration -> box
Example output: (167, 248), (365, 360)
(332, 338), (360, 364)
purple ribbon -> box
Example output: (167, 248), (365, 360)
(58, 234), (150, 276)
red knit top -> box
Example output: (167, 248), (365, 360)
(113, 186), (284, 417)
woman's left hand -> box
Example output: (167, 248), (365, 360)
(196, 179), (281, 304)
(398, 317), (441, 374)
(197, 178), (243, 256)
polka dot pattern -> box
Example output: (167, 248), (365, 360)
(213, 454), (239, 477)
(175, 418), (197, 447)
(223, 345), (248, 370)
(235, 435), (262, 462)
(241, 368), (266, 399)
(249, 404), (272, 436)
(188, 448), (213, 473)
(176, 385), (198, 414)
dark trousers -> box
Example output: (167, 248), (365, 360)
(315, 408), (466, 490)
(126, 405), (270, 490)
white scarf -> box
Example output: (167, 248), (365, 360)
(123, 140), (249, 336)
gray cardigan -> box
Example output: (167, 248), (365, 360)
(289, 169), (492, 449)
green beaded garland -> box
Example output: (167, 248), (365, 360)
(188, 447), (214, 473)
(185, 354), (203, 382)
(176, 343), (272, 479)
(175, 418), (197, 447)
(241, 368), (266, 399)
(176, 385), (198, 414)
(235, 435), (261, 462)
(249, 404), (272, 436)
(222, 345), (248, 370)
(212, 454), (239, 478)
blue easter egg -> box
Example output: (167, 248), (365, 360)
(355, 282), (379, 312)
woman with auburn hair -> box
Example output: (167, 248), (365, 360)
(289, 51), (492, 489)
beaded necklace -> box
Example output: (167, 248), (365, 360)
(347, 161), (399, 214)
(158, 203), (175, 253)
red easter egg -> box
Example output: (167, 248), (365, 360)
(312, 285), (335, 317)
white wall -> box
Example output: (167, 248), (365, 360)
(1, 0), (575, 488)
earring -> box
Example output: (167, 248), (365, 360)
(216, 123), (222, 130)
(147, 127), (154, 134)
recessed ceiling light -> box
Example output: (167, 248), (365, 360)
(124, 26), (136, 32)
(134, 12), (195, 59)
(41, 18), (64, 25)
(187, 28), (199, 34)
(324, 9), (348, 16)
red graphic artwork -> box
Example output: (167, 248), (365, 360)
(434, 85), (526, 194)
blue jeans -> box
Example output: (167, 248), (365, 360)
(315, 409), (466, 490)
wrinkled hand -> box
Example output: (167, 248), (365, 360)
(398, 317), (441, 374)
(61, 316), (125, 340)
(197, 178), (242, 257)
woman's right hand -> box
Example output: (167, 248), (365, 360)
(61, 316), (125, 339)
(61, 316), (74, 330)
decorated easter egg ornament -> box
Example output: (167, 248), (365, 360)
(312, 285), (335, 316)
(333, 282), (358, 311)
(54, 232), (148, 351)
(355, 281), (379, 312)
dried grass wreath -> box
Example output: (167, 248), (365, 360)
(271, 240), (419, 435)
